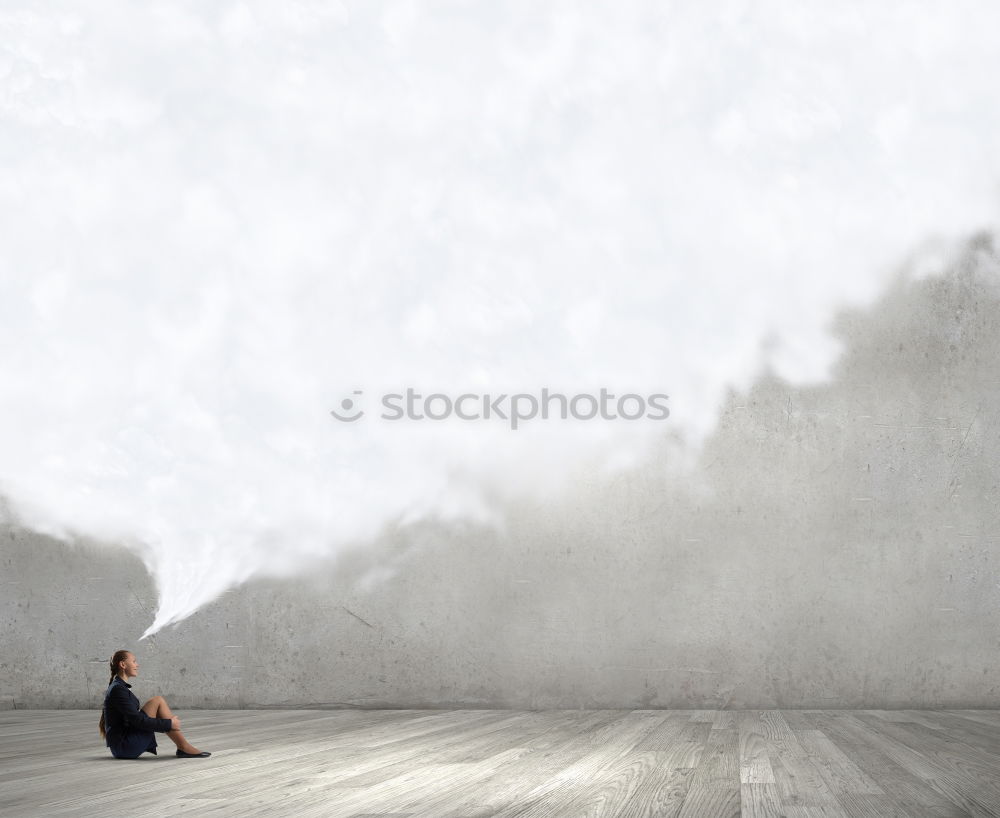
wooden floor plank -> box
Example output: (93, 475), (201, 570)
(491, 712), (666, 818)
(849, 712), (1000, 815)
(805, 711), (977, 818)
(436, 711), (628, 816)
(741, 782), (785, 817)
(676, 779), (741, 818)
(0, 709), (996, 817)
(740, 711), (777, 784)
(795, 728), (884, 795)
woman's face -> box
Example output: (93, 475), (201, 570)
(119, 653), (139, 678)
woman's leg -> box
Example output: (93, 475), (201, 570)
(142, 695), (202, 754)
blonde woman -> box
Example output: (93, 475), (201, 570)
(98, 650), (210, 759)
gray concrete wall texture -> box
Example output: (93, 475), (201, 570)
(2, 234), (999, 709)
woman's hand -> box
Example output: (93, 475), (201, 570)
(170, 716), (181, 731)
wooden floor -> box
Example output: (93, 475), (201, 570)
(1, 709), (999, 817)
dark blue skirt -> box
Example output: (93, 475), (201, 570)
(108, 730), (158, 759)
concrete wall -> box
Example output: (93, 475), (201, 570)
(3, 235), (1000, 709)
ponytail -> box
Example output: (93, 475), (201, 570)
(98, 650), (130, 739)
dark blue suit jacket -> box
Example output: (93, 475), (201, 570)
(103, 678), (173, 748)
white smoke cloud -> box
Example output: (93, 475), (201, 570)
(1, 0), (998, 636)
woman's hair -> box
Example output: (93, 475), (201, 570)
(98, 650), (131, 739)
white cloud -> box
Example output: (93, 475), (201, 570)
(1, 0), (998, 635)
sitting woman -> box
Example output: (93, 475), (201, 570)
(98, 649), (210, 759)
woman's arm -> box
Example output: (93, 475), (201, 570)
(106, 685), (174, 732)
